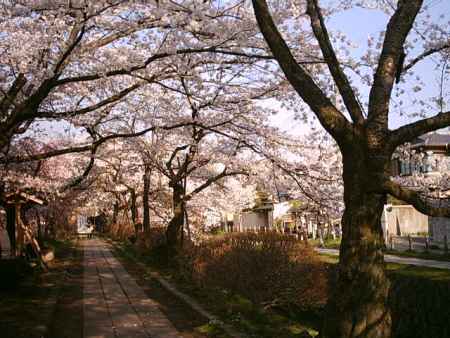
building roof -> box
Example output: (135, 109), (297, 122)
(4, 192), (44, 205)
(412, 132), (450, 148)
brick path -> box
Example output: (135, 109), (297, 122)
(82, 239), (181, 338)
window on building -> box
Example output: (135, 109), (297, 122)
(400, 161), (411, 175)
(421, 155), (433, 173)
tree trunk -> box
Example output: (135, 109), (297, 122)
(321, 149), (392, 338)
(129, 188), (138, 236)
(143, 165), (151, 231)
(15, 204), (24, 256)
(112, 200), (119, 225)
(184, 208), (191, 241)
(130, 188), (137, 224)
(36, 209), (42, 240)
(166, 182), (185, 249)
(6, 205), (16, 257)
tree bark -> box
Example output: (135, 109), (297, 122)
(129, 188), (138, 236)
(321, 147), (392, 338)
(130, 188), (137, 224)
(166, 182), (185, 249)
(6, 205), (16, 257)
(143, 165), (151, 231)
(112, 200), (119, 225)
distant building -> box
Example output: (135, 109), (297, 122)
(392, 132), (450, 178)
(223, 194), (341, 240)
(231, 190), (274, 232)
(386, 132), (450, 245)
(273, 200), (339, 239)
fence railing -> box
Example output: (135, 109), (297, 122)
(388, 235), (449, 253)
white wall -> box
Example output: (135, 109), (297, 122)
(429, 217), (450, 243)
(382, 205), (428, 241)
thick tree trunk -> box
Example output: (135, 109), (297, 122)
(321, 149), (392, 338)
(166, 183), (185, 249)
(143, 165), (151, 231)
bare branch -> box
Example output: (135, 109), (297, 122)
(403, 43), (450, 74)
(389, 110), (450, 148)
(54, 47), (274, 86)
(367, 0), (423, 126)
(306, 0), (364, 125)
(0, 73), (27, 112)
(53, 20), (86, 75)
(251, 0), (352, 143)
(38, 83), (141, 118)
(3, 121), (194, 164)
(166, 144), (189, 175)
(184, 168), (246, 201)
(61, 144), (97, 191)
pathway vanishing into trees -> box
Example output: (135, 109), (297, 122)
(316, 248), (450, 270)
(82, 239), (181, 338)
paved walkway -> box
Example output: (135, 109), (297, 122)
(316, 248), (450, 270)
(82, 239), (181, 338)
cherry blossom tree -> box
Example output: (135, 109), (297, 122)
(1, 0), (280, 177)
(251, 0), (450, 336)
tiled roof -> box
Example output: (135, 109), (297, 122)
(412, 132), (450, 147)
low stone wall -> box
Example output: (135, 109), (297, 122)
(382, 205), (428, 241)
(429, 217), (450, 243)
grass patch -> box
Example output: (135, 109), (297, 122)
(386, 263), (450, 281)
(308, 238), (341, 249)
(317, 253), (450, 281)
(317, 252), (450, 338)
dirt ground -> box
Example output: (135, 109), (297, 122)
(0, 240), (82, 338)
(46, 242), (83, 338)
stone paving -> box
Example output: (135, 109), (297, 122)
(82, 239), (181, 338)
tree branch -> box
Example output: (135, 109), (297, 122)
(367, 0), (423, 126)
(53, 20), (86, 75)
(184, 168), (246, 201)
(0, 73), (27, 112)
(61, 144), (97, 191)
(306, 0), (364, 124)
(38, 83), (141, 118)
(166, 144), (189, 176)
(54, 47), (274, 86)
(2, 121), (194, 164)
(403, 43), (450, 74)
(251, 0), (352, 142)
(383, 179), (450, 217)
(389, 110), (450, 148)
